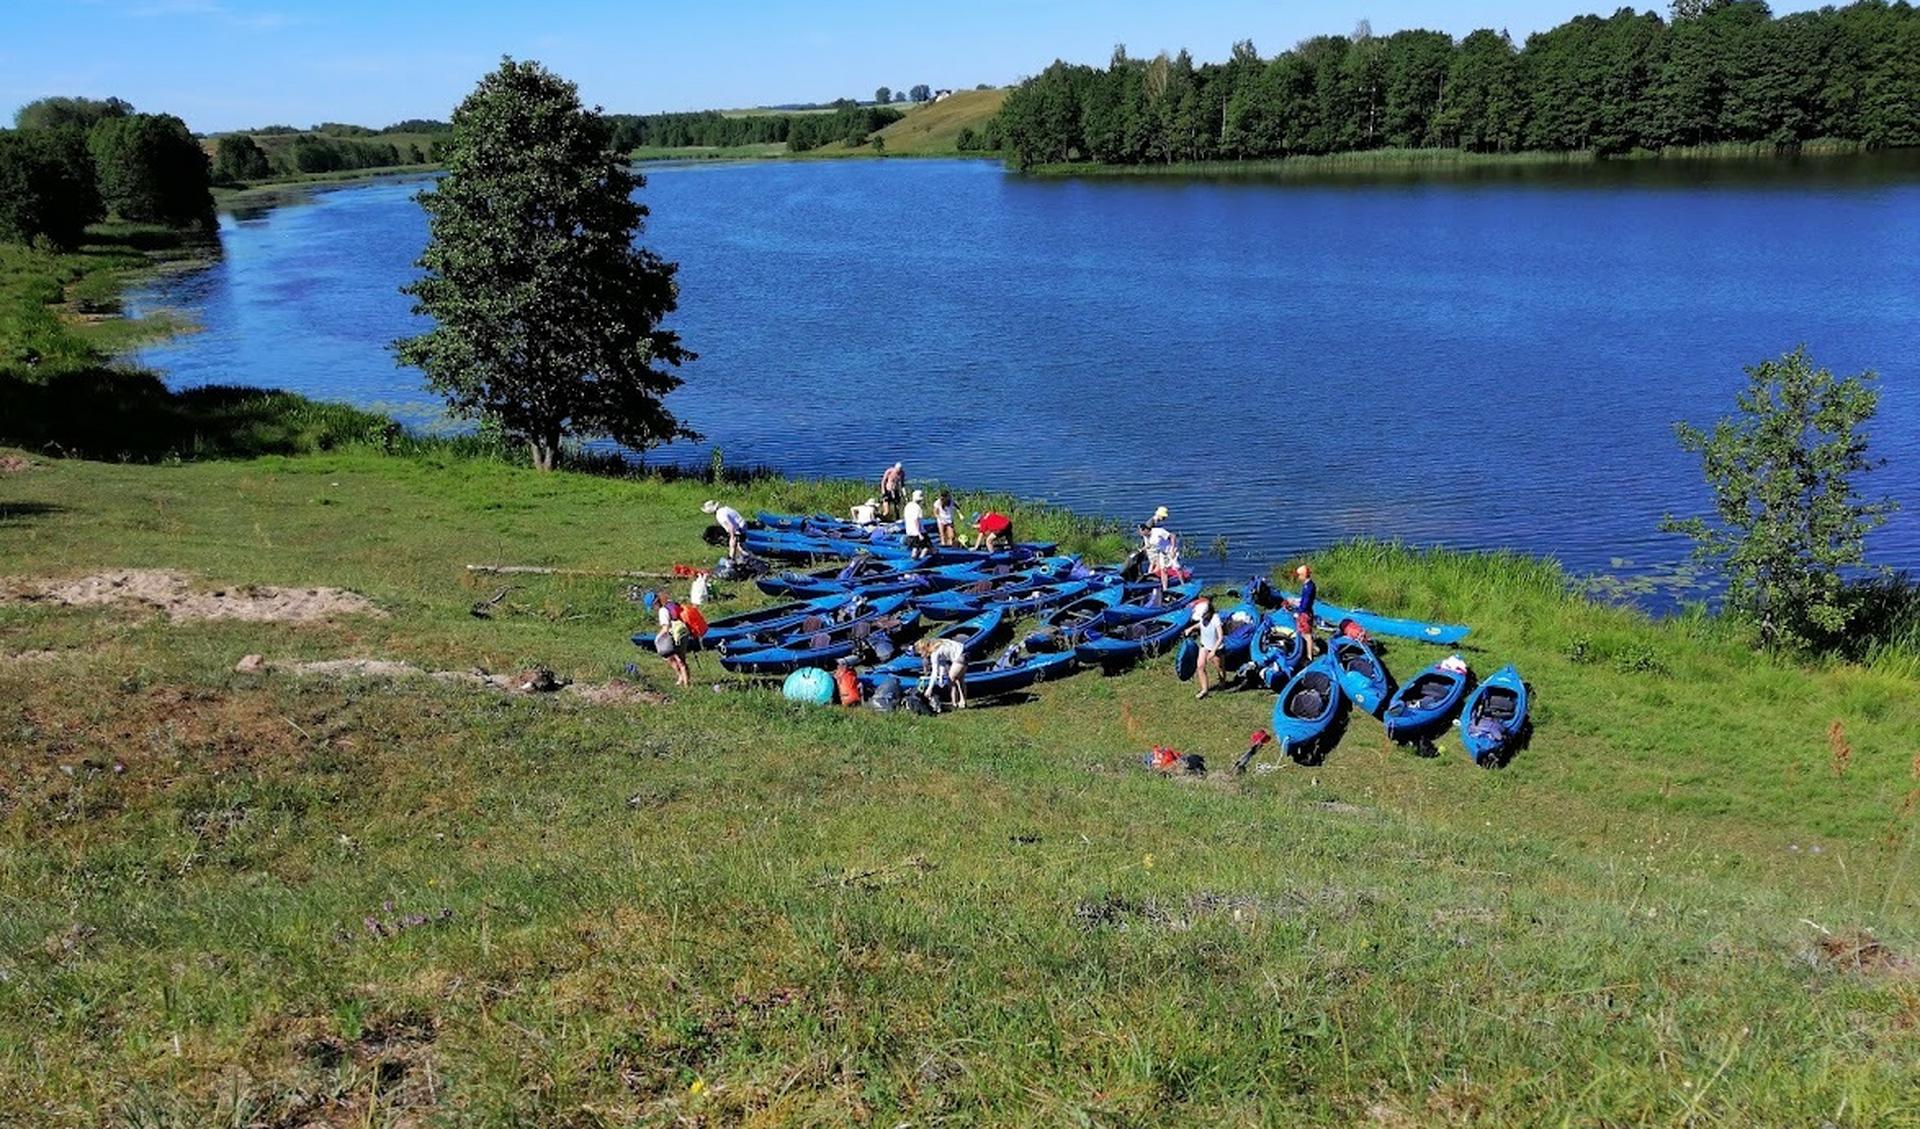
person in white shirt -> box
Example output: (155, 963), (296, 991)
(933, 490), (957, 546)
(849, 497), (879, 525)
(702, 499), (747, 561)
(1145, 525), (1179, 590)
(1183, 597), (1225, 699)
(916, 635), (967, 710)
(902, 489), (929, 559)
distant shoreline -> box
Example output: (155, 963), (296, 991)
(1026, 139), (1897, 179)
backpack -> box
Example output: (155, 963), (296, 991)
(679, 605), (708, 638)
(833, 666), (862, 706)
(868, 675), (901, 712)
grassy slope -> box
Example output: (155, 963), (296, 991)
(874, 88), (1007, 155)
(2, 450), (1918, 1126)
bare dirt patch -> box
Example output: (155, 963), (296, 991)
(4, 569), (384, 623)
(237, 655), (663, 705)
(0, 454), (36, 474)
(1806, 926), (1913, 977)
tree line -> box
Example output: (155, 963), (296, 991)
(607, 104), (904, 153)
(994, 0), (1920, 168)
(1, 96), (213, 248)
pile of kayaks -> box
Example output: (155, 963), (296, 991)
(649, 510), (1531, 767)
(1232, 583), (1530, 768)
(644, 511), (1206, 701)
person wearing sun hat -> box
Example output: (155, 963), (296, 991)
(702, 499), (746, 561)
(849, 497), (879, 525)
(902, 488), (930, 559)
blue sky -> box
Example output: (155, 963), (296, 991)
(4, 0), (1817, 133)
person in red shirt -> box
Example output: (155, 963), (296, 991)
(971, 510), (1013, 551)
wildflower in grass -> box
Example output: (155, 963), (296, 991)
(1143, 853), (1155, 870)
(689, 1078), (707, 1097)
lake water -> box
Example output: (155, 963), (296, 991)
(128, 156), (1920, 591)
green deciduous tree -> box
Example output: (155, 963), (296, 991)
(212, 134), (271, 183)
(87, 113), (214, 228)
(396, 58), (693, 472)
(875, 86), (892, 105)
(1662, 347), (1897, 651)
(0, 128), (105, 248)
(910, 84), (932, 102)
(14, 95), (133, 132)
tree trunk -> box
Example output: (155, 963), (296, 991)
(530, 436), (560, 472)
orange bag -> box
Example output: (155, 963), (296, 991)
(832, 665), (861, 706)
(679, 605), (709, 638)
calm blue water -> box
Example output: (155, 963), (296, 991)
(129, 157), (1920, 587)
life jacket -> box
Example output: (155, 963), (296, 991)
(679, 604), (708, 638)
(833, 666), (861, 706)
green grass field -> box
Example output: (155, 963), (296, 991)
(3, 226), (1919, 1125)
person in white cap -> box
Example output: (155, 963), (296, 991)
(879, 461), (905, 519)
(849, 497), (879, 525)
(1182, 596), (1225, 699)
(702, 499), (746, 561)
(901, 488), (929, 559)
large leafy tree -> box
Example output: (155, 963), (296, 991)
(87, 113), (214, 228)
(396, 58), (693, 471)
(14, 95), (133, 133)
(1663, 347), (1896, 652)
(0, 128), (104, 248)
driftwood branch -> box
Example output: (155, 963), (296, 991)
(464, 564), (682, 579)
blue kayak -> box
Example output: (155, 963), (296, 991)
(1247, 612), (1309, 689)
(719, 603), (923, 675)
(756, 555), (933, 597)
(1073, 607), (1190, 667)
(1270, 653), (1348, 764)
(1033, 585), (1126, 638)
(1383, 661), (1472, 743)
(915, 576), (1089, 621)
(865, 608), (1008, 678)
(862, 642), (1076, 700)
(1459, 664), (1529, 767)
(1099, 578), (1203, 624)
(691, 593), (850, 648)
(717, 593), (912, 657)
(1330, 635), (1395, 717)
(1266, 585), (1471, 646)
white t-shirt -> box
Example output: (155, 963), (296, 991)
(1197, 611), (1224, 650)
(928, 638), (966, 672)
(933, 499), (954, 525)
(1146, 526), (1174, 555)
(850, 503), (877, 525)
(714, 505), (745, 534)
(902, 499), (924, 537)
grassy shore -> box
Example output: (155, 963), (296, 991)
(632, 90), (1009, 164)
(1028, 138), (1885, 178)
(4, 223), (1920, 1125)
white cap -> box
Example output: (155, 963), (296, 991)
(910, 489), (923, 501)
(865, 497), (878, 506)
(701, 500), (718, 514)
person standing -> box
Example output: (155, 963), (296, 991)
(879, 462), (905, 519)
(1291, 564), (1318, 660)
(1184, 597), (1225, 699)
(902, 489), (930, 559)
(702, 499), (747, 561)
(649, 591), (691, 687)
(933, 490), (958, 547)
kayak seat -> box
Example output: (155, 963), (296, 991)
(808, 632), (832, 651)
(800, 615), (827, 633)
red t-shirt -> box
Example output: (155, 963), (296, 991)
(975, 512), (1011, 534)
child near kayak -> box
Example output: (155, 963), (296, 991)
(1183, 597), (1225, 699)
(916, 636), (967, 710)
(1291, 565), (1318, 660)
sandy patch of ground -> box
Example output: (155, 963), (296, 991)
(0, 649), (67, 664)
(235, 654), (664, 705)
(0, 455), (36, 474)
(4, 569), (384, 623)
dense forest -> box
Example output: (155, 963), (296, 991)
(995, 0), (1920, 168)
(607, 104), (904, 153)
